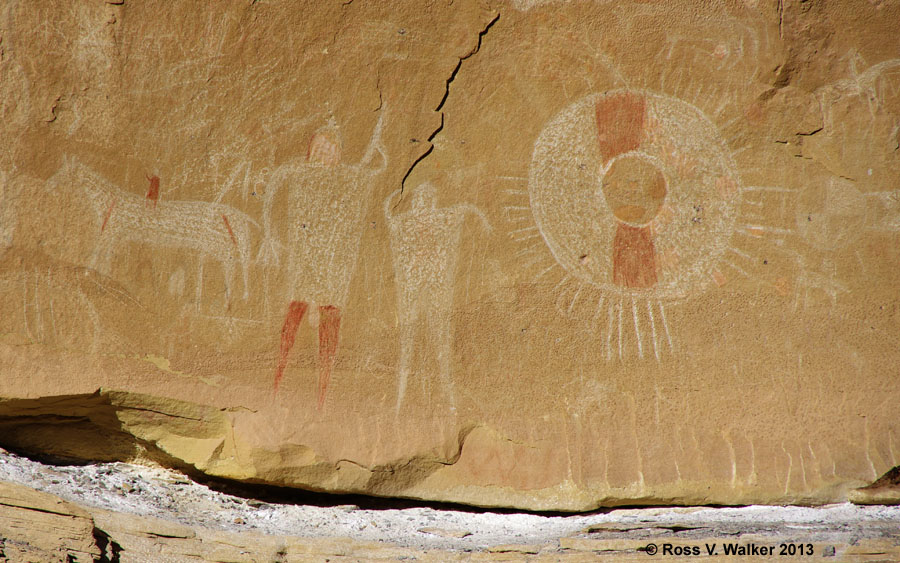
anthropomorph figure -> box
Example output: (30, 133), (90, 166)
(595, 92), (667, 289)
(384, 182), (491, 413)
(264, 111), (387, 409)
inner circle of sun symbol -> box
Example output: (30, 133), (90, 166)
(505, 89), (762, 361)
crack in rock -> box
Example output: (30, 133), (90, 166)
(400, 11), (500, 193)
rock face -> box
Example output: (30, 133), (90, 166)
(0, 482), (99, 562)
(0, 0), (898, 510)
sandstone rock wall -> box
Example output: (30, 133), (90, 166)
(1, 0), (898, 510)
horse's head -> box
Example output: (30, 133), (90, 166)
(45, 155), (80, 192)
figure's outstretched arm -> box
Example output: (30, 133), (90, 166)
(360, 106), (388, 171)
(383, 188), (402, 221)
(456, 204), (492, 233)
(373, 144), (388, 175)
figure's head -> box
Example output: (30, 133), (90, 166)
(411, 182), (437, 212)
(307, 121), (342, 166)
(599, 153), (667, 226)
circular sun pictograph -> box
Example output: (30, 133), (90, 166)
(506, 89), (760, 361)
(530, 89), (742, 298)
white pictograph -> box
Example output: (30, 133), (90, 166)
(0, 269), (103, 356)
(510, 89), (752, 360)
(815, 57), (900, 133)
(266, 111), (388, 409)
(0, 170), (14, 251)
(384, 183), (491, 413)
(789, 178), (900, 309)
(46, 156), (257, 306)
(783, 55), (900, 308)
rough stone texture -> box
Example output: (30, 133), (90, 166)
(0, 482), (99, 562)
(850, 466), (900, 505)
(1, 0), (899, 511)
(1, 452), (899, 562)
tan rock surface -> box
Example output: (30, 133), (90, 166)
(0, 481), (99, 562)
(1, 0), (899, 510)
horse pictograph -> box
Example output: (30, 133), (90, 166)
(47, 156), (257, 306)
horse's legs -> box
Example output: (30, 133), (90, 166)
(195, 261), (204, 312)
(222, 256), (235, 308)
(241, 243), (250, 300)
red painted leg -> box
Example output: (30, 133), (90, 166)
(317, 305), (342, 410)
(274, 300), (308, 392)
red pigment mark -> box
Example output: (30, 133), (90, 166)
(595, 91), (646, 163)
(713, 43), (729, 60)
(145, 174), (160, 207)
(316, 305), (341, 411)
(716, 175), (739, 199)
(745, 102), (764, 126)
(612, 223), (658, 289)
(274, 300), (308, 392)
(307, 133), (340, 165)
(222, 214), (238, 247)
(746, 226), (765, 238)
(774, 276), (791, 296)
(100, 199), (117, 233)
(712, 269), (728, 287)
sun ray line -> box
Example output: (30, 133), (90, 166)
(533, 263), (556, 282)
(506, 214), (534, 224)
(519, 255), (544, 270)
(719, 116), (741, 131)
(606, 299), (614, 361)
(498, 176), (528, 181)
(740, 224), (794, 235)
(551, 275), (571, 295)
(514, 233), (543, 242)
(514, 243), (542, 257)
(508, 226), (538, 236)
(727, 246), (753, 260)
(568, 283), (584, 314)
(504, 205), (531, 211)
(723, 259), (750, 277)
(519, 253), (544, 269)
(617, 296), (624, 361)
(647, 299), (660, 362)
(632, 297), (643, 360)
(741, 185), (796, 193)
(659, 300), (673, 351)
(714, 99), (730, 118)
(690, 84), (703, 106)
(503, 189), (529, 196)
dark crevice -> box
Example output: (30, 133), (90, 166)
(399, 12), (500, 193)
(92, 526), (122, 563)
(859, 466), (900, 490)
